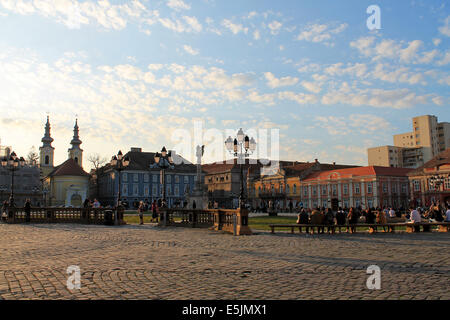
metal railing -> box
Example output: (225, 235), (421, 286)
(1, 207), (123, 225)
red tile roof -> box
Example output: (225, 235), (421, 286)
(302, 166), (412, 182)
(48, 158), (90, 177)
(408, 148), (450, 176)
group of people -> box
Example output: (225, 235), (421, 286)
(295, 204), (450, 234)
(137, 200), (160, 225)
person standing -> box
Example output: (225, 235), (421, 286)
(376, 208), (387, 232)
(347, 207), (358, 233)
(24, 199), (31, 223)
(138, 201), (145, 225)
(410, 205), (422, 232)
(151, 200), (159, 223)
(445, 206), (450, 222)
(1, 200), (8, 221)
(335, 207), (346, 233)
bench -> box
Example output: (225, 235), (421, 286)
(269, 222), (450, 234)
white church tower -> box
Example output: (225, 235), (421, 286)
(68, 119), (83, 168)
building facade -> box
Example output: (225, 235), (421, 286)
(95, 148), (197, 209)
(0, 162), (42, 206)
(297, 166), (411, 210)
(408, 148), (450, 207)
(41, 117), (90, 207)
(368, 115), (450, 168)
(252, 160), (359, 210)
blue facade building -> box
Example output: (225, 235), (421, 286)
(95, 148), (197, 209)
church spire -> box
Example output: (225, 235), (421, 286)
(41, 115), (54, 147)
(70, 118), (82, 147)
(68, 118), (83, 167)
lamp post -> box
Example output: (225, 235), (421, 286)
(225, 129), (256, 209)
(151, 147), (174, 208)
(110, 150), (130, 225)
(1, 151), (25, 207)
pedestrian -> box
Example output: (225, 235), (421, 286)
(310, 207), (324, 234)
(335, 207), (346, 233)
(445, 206), (450, 222)
(324, 208), (335, 234)
(93, 198), (101, 208)
(296, 208), (310, 233)
(24, 199), (31, 223)
(138, 201), (145, 225)
(1, 200), (8, 221)
(376, 208), (387, 232)
(410, 205), (422, 232)
(289, 200), (293, 213)
(192, 200), (197, 209)
(347, 207), (358, 233)
(151, 200), (158, 223)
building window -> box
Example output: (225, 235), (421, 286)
(413, 180), (420, 192)
(392, 183), (397, 193)
(343, 184), (348, 195)
(167, 185), (172, 196)
(368, 199), (373, 209)
(152, 174), (157, 183)
(133, 184), (139, 196)
(152, 185), (157, 196)
(280, 185), (284, 193)
(286, 185), (290, 194)
(322, 185), (327, 194)
(322, 200), (327, 208)
(355, 183), (360, 194)
(122, 184), (128, 196)
(293, 184), (297, 194)
(144, 186), (149, 196)
(304, 187), (308, 196)
(45, 155), (49, 165)
(343, 199), (349, 209)
(382, 182), (388, 193)
(144, 174), (149, 183)
(167, 175), (172, 183)
(184, 176), (189, 184)
(401, 183), (407, 193)
(355, 199), (361, 207)
(175, 175), (180, 183)
(332, 185), (337, 196)
(312, 186), (317, 196)
(445, 179), (450, 190)
(175, 185), (179, 196)
(133, 174), (138, 182)
(367, 182), (372, 194)
(123, 173), (128, 182)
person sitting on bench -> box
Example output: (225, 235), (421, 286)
(410, 205), (421, 232)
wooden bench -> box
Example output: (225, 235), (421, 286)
(268, 222), (450, 234)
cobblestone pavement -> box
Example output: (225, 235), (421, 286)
(0, 223), (449, 300)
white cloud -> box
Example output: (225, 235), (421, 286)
(301, 81), (321, 93)
(183, 45), (199, 56)
(264, 72), (298, 88)
(296, 23), (347, 44)
(437, 51), (450, 66)
(253, 29), (260, 40)
(221, 19), (248, 35)
(167, 0), (191, 11)
(278, 91), (318, 105)
(349, 36), (376, 56)
(433, 38), (441, 46)
(438, 15), (450, 36)
(268, 20), (282, 35)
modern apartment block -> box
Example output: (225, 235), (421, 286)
(368, 115), (450, 168)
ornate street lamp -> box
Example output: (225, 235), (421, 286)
(151, 146), (174, 208)
(225, 129), (256, 209)
(1, 151), (25, 207)
(110, 150), (130, 224)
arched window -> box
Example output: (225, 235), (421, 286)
(45, 155), (49, 165)
(286, 185), (290, 194)
(74, 157), (78, 164)
(293, 184), (297, 194)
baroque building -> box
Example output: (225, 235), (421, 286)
(40, 117), (90, 207)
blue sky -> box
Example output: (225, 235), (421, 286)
(0, 0), (448, 170)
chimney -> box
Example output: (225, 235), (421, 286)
(130, 147), (142, 152)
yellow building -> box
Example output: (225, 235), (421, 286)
(40, 117), (90, 207)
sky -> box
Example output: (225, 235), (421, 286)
(0, 0), (448, 171)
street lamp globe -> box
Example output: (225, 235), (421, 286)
(237, 128), (245, 143)
(161, 146), (167, 157)
(225, 136), (234, 151)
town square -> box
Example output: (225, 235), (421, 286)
(0, 0), (449, 304)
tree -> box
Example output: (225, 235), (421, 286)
(27, 146), (39, 166)
(88, 153), (107, 199)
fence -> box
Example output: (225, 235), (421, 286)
(1, 207), (125, 225)
(158, 208), (252, 235)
